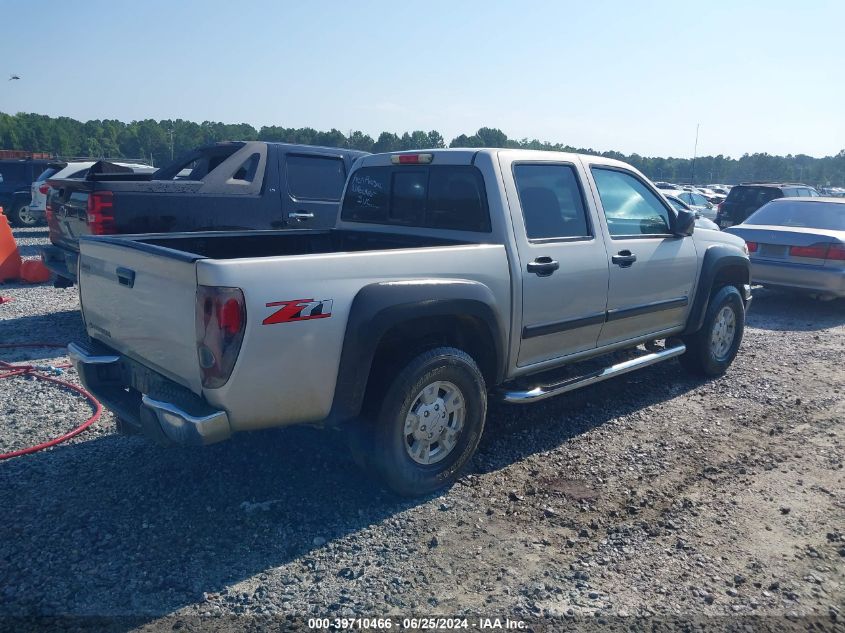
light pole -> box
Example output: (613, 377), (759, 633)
(690, 123), (700, 185)
(169, 128), (174, 161)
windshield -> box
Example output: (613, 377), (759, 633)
(745, 200), (845, 231)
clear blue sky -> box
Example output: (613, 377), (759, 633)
(1, 0), (843, 158)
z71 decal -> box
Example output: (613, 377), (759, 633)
(262, 299), (333, 325)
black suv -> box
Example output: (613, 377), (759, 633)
(716, 182), (819, 228)
(0, 159), (54, 226)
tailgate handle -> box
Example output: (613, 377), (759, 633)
(116, 267), (136, 288)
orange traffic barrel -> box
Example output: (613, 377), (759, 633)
(0, 209), (22, 282)
(19, 259), (51, 284)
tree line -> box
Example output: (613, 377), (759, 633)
(1, 112), (843, 186)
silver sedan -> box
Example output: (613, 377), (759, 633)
(725, 197), (845, 299)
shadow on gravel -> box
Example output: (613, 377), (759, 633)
(2, 280), (789, 626)
(16, 244), (45, 258)
(746, 288), (845, 332)
(0, 425), (421, 622)
(12, 228), (49, 239)
(0, 310), (84, 359)
(0, 353), (706, 624)
(477, 357), (702, 475)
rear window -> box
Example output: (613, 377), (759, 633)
(286, 155), (346, 201)
(745, 200), (845, 231)
(35, 166), (62, 182)
(725, 186), (782, 206)
(341, 165), (491, 232)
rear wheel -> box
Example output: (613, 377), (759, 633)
(361, 346), (487, 497)
(680, 285), (745, 376)
(9, 203), (40, 228)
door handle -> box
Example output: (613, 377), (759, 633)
(526, 256), (559, 277)
(611, 250), (637, 268)
(116, 267), (135, 288)
(288, 211), (315, 222)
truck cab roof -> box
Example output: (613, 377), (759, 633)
(358, 147), (633, 170)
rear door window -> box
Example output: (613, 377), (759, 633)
(341, 165), (491, 232)
(513, 163), (590, 240)
(286, 155), (346, 201)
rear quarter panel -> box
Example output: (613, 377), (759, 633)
(196, 244), (510, 430)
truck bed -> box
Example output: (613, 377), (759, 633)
(99, 229), (474, 260)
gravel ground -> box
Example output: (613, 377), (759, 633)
(0, 227), (843, 631)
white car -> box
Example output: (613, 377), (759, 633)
(23, 162), (67, 226)
(29, 160), (154, 222)
(662, 189), (718, 220)
(663, 193), (719, 230)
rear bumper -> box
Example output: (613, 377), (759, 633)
(68, 340), (232, 446)
(750, 259), (845, 297)
(27, 205), (46, 220)
(40, 244), (78, 283)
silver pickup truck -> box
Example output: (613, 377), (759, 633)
(70, 149), (752, 496)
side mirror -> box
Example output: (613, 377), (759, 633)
(673, 208), (696, 236)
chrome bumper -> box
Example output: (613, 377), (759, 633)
(68, 341), (232, 446)
(140, 394), (231, 445)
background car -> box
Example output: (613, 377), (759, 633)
(653, 181), (680, 190)
(716, 182), (820, 228)
(664, 189), (718, 220)
(693, 187), (726, 204)
(725, 197), (844, 299)
(706, 184), (732, 195)
(29, 160), (154, 223)
(663, 193), (720, 230)
(0, 158), (54, 226)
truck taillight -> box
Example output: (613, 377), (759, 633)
(196, 286), (246, 389)
(87, 191), (116, 235)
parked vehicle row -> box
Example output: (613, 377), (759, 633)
(69, 148), (752, 496)
(30, 160), (155, 223)
(42, 142), (367, 285)
(715, 182), (820, 229)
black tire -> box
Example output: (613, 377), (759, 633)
(9, 202), (39, 228)
(680, 285), (745, 377)
(365, 346), (487, 497)
(114, 416), (141, 436)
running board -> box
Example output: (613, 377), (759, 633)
(501, 344), (686, 404)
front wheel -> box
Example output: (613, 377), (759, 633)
(365, 347), (487, 497)
(680, 285), (745, 376)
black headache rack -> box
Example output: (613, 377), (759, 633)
(85, 160), (156, 181)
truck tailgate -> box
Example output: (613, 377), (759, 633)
(78, 238), (203, 393)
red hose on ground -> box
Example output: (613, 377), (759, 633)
(0, 343), (103, 460)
